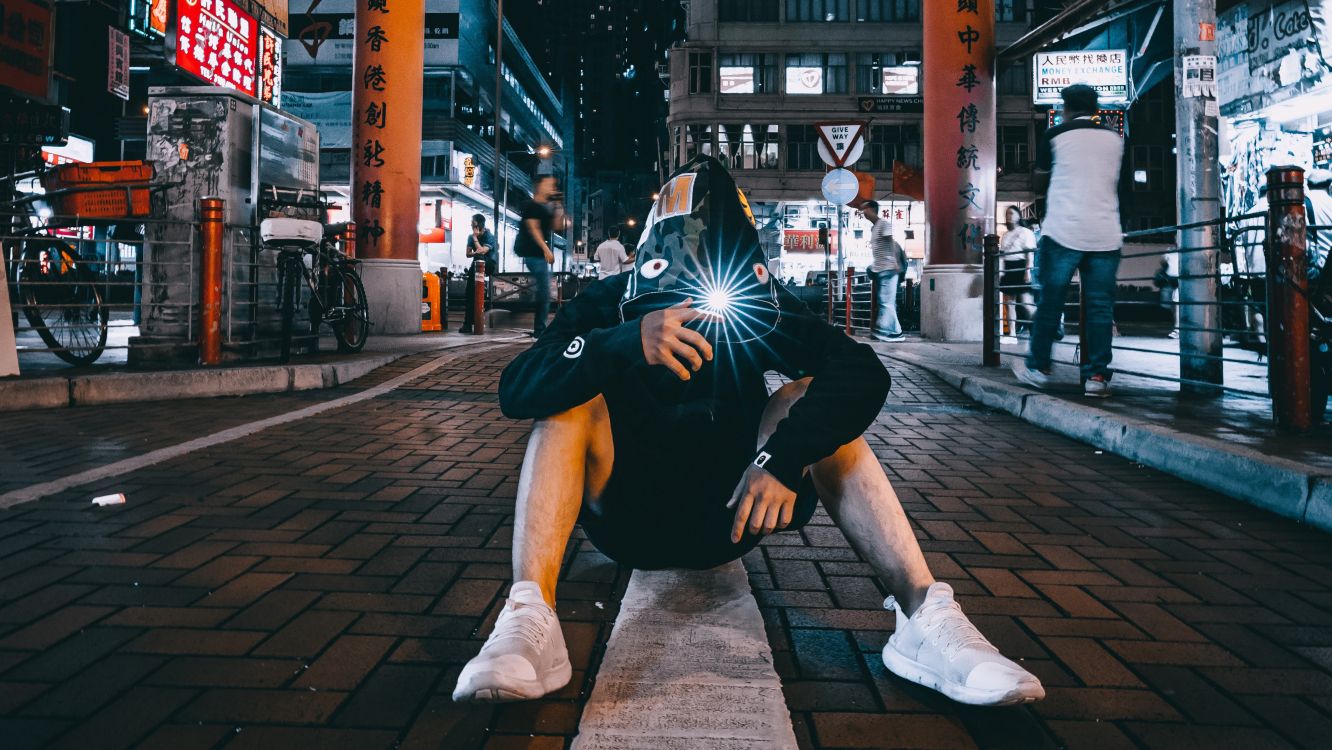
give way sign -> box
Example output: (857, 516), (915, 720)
(816, 121), (867, 168)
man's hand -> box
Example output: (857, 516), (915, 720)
(727, 464), (797, 543)
(544, 249), (555, 264)
(640, 299), (715, 381)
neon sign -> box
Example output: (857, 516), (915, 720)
(174, 0), (259, 97)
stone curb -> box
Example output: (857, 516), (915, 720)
(0, 354), (403, 413)
(880, 348), (1332, 534)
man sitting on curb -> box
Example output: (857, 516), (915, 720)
(453, 156), (1045, 708)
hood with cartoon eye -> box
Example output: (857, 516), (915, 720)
(621, 155), (779, 343)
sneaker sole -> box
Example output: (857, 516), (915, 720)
(452, 657), (572, 703)
(881, 641), (1045, 707)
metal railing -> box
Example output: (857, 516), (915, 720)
(982, 165), (1329, 431)
(4, 197), (361, 369)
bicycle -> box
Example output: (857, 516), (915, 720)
(260, 215), (370, 362)
(1, 168), (116, 365)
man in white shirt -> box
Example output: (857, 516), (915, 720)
(1014, 84), (1124, 398)
(594, 226), (633, 279)
(861, 200), (906, 341)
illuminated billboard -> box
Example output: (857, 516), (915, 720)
(258, 27), (282, 106)
(719, 66), (754, 94)
(1032, 50), (1129, 105)
(174, 0), (259, 97)
(786, 66), (823, 95)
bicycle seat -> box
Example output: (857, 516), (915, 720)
(324, 222), (352, 238)
(260, 218), (323, 248)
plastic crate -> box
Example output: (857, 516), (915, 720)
(42, 161), (155, 191)
(51, 187), (151, 218)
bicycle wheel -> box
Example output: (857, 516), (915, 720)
(330, 266), (369, 353)
(15, 238), (108, 365)
(277, 255), (301, 363)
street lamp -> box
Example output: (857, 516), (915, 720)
(626, 217), (637, 228)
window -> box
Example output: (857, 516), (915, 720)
(719, 0), (779, 21)
(718, 124), (780, 169)
(786, 0), (851, 22)
(1132, 145), (1165, 191)
(856, 0), (919, 21)
(856, 51), (920, 95)
(672, 126), (682, 167)
(785, 53), (847, 94)
(865, 124), (921, 172)
(999, 125), (1030, 173)
(996, 0), (1031, 23)
(718, 53), (779, 94)
(689, 51), (713, 94)
(684, 124), (714, 161)
(786, 125), (821, 170)
(998, 60), (1027, 96)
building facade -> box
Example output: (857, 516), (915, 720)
(665, 0), (1048, 281)
(283, 0), (574, 275)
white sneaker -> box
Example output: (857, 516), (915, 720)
(1011, 359), (1051, 390)
(1084, 375), (1112, 398)
(882, 582), (1045, 706)
(452, 581), (572, 702)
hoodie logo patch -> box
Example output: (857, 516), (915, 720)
(564, 336), (586, 359)
(654, 173), (696, 220)
(754, 451), (772, 468)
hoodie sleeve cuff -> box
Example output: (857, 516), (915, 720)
(752, 442), (805, 493)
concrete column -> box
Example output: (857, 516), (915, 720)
(1173, 0), (1223, 395)
(352, 0), (425, 334)
(920, 0), (996, 341)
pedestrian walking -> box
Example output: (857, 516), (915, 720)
(861, 200), (906, 341)
(1013, 84), (1124, 398)
(999, 206), (1036, 335)
(453, 155), (1044, 709)
(515, 176), (558, 337)
(593, 226), (633, 279)
(459, 214), (497, 334)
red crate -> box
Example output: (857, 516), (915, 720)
(42, 160), (154, 191)
(51, 187), (151, 218)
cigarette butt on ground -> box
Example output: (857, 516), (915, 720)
(92, 493), (126, 507)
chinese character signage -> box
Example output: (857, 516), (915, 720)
(1032, 50), (1128, 105)
(0, 103), (68, 145)
(0, 0), (54, 102)
(922, 0), (994, 267)
(108, 27), (131, 100)
(258, 26), (282, 105)
(174, 0), (259, 97)
(858, 96), (924, 114)
(150, 0), (169, 34)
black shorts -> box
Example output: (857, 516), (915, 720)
(578, 406), (821, 570)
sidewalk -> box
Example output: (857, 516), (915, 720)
(0, 327), (528, 412)
(873, 339), (1332, 533)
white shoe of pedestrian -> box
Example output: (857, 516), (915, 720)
(452, 581), (572, 703)
(1084, 374), (1112, 398)
(1011, 359), (1051, 390)
(882, 582), (1045, 706)
(872, 332), (906, 342)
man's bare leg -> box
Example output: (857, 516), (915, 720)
(454, 397), (612, 702)
(758, 379), (934, 614)
(512, 395), (614, 607)
(757, 379), (1043, 705)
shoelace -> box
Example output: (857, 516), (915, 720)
(885, 595), (995, 661)
(482, 601), (549, 653)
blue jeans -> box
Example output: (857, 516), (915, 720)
(1027, 237), (1121, 380)
(873, 269), (902, 337)
(524, 256), (551, 335)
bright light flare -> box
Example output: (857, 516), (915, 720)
(701, 288), (734, 315)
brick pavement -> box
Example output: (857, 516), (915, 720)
(0, 344), (1328, 748)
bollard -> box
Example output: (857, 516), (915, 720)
(1266, 166), (1312, 432)
(198, 196), (225, 366)
(845, 266), (854, 335)
(473, 260), (486, 336)
(341, 221), (356, 259)
(982, 234), (999, 367)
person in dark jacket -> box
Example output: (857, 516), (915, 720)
(453, 157), (1044, 708)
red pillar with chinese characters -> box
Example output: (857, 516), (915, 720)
(351, 0), (425, 333)
(920, 0), (995, 340)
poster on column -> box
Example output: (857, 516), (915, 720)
(285, 0), (459, 66)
